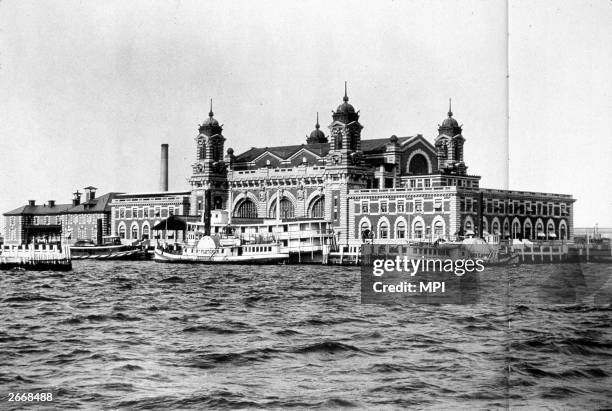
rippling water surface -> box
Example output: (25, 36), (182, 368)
(1, 261), (611, 409)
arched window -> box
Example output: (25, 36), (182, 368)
(235, 199), (257, 218)
(559, 221), (567, 240)
(269, 198), (295, 219)
(547, 221), (556, 240)
(434, 220), (444, 237)
(131, 224), (139, 240)
(524, 219), (533, 240)
(118, 224), (126, 239)
(309, 197), (325, 218)
(360, 220), (372, 240)
(482, 218), (489, 235)
(512, 221), (521, 239)
(379, 221), (389, 239)
(396, 220), (406, 239)
(492, 220), (500, 235)
(464, 219), (473, 231)
(408, 154), (429, 174)
(197, 137), (206, 160)
(536, 222), (544, 239)
(142, 224), (150, 239)
(414, 221), (424, 239)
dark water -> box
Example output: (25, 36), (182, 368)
(1, 261), (611, 409)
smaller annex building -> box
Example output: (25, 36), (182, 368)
(3, 187), (121, 246)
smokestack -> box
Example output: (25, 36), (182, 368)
(28, 200), (36, 206)
(160, 144), (169, 192)
(48, 200), (55, 208)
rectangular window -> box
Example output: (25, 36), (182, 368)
(410, 180), (416, 188)
(132, 208), (137, 218)
(114, 209), (119, 219)
(525, 202), (531, 214)
(434, 199), (442, 211)
(125, 209), (131, 219)
(486, 200), (492, 214)
(333, 197), (338, 207)
(500, 202), (505, 215)
(466, 198), (472, 213)
(460, 199), (465, 212)
(380, 202), (387, 213)
(548, 204), (553, 216)
(143, 207), (149, 218)
(361, 203), (369, 213)
(424, 179), (431, 188)
(161, 208), (168, 218)
(155, 207), (161, 217)
(44, 216), (49, 225)
(415, 199), (423, 213)
(33, 217), (39, 225)
(397, 202), (405, 213)
(169, 206), (175, 216)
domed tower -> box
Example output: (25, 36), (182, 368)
(306, 113), (328, 144)
(435, 99), (466, 174)
(324, 83), (371, 246)
(195, 99), (225, 164)
(329, 82), (363, 155)
(189, 99), (229, 233)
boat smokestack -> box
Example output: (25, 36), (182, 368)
(160, 144), (169, 192)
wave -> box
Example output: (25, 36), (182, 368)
(292, 341), (366, 354)
(3, 294), (56, 303)
(158, 276), (185, 284)
(182, 325), (239, 334)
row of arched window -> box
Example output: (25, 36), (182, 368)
(463, 216), (569, 240)
(233, 196), (325, 219)
(117, 222), (151, 240)
(360, 217), (446, 240)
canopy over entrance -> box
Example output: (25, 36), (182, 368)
(153, 215), (187, 231)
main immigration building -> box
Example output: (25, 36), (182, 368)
(4, 88), (575, 246)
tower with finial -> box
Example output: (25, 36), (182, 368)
(306, 112), (328, 144)
(189, 99), (229, 231)
(329, 81), (363, 157)
(435, 98), (466, 174)
(324, 82), (371, 245)
(194, 99), (226, 170)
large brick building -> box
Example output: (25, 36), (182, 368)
(110, 88), (573, 246)
(3, 187), (121, 246)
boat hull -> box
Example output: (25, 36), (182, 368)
(153, 248), (288, 264)
(70, 245), (149, 260)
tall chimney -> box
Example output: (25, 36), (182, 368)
(160, 143), (169, 192)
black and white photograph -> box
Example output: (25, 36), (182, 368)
(1, 0), (611, 409)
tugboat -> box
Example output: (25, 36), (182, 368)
(70, 235), (149, 260)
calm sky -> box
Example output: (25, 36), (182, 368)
(1, 0), (610, 231)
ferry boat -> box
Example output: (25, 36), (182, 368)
(70, 236), (149, 260)
(154, 231), (289, 264)
(153, 210), (334, 264)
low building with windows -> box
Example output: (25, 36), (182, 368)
(3, 187), (121, 246)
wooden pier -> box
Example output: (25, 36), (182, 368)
(0, 244), (72, 271)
